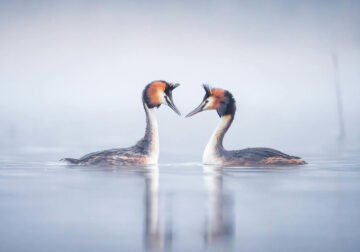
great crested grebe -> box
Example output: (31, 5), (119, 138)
(186, 85), (306, 166)
(62, 80), (181, 166)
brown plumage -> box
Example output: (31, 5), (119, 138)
(146, 81), (167, 106)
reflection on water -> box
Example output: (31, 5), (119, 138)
(203, 166), (234, 249)
(143, 167), (161, 250)
(1, 152), (360, 251)
(143, 165), (235, 251)
(143, 167), (172, 251)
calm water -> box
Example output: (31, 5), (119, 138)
(1, 151), (360, 252)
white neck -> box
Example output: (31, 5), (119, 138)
(202, 115), (232, 165)
(144, 104), (159, 164)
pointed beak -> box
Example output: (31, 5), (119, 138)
(186, 102), (206, 118)
(166, 96), (181, 115)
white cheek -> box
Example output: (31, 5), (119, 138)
(159, 93), (167, 105)
(203, 97), (215, 110)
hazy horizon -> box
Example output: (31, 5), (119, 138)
(1, 0), (359, 161)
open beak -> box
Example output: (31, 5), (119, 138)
(166, 96), (181, 115)
(186, 101), (206, 118)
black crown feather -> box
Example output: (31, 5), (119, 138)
(168, 83), (180, 90)
(202, 84), (211, 98)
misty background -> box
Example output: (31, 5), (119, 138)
(0, 0), (359, 161)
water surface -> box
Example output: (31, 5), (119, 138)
(1, 152), (360, 252)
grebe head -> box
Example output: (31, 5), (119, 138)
(186, 84), (236, 118)
(143, 80), (181, 115)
